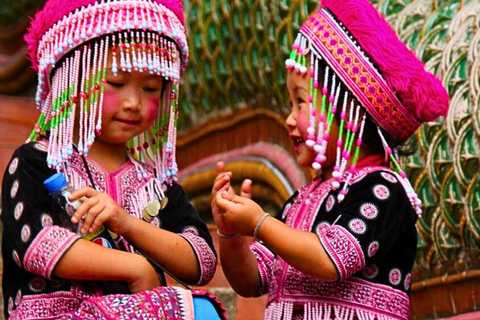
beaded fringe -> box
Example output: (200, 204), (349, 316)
(264, 302), (403, 320)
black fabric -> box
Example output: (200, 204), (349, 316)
(273, 170), (417, 293)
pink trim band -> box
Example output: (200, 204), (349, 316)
(300, 9), (420, 142)
(24, 226), (80, 279)
(180, 229), (217, 286)
(318, 224), (365, 280)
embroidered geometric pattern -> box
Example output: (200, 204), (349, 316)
(64, 287), (186, 319)
(266, 277), (410, 320)
(180, 230), (216, 286)
(23, 226), (80, 279)
(8, 292), (82, 319)
(318, 225), (365, 280)
(251, 241), (275, 296)
(301, 10), (420, 142)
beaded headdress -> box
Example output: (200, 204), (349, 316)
(285, 0), (449, 213)
(25, 0), (188, 186)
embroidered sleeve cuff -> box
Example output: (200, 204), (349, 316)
(24, 226), (80, 280)
(180, 229), (217, 286)
(317, 225), (365, 280)
(250, 241), (275, 295)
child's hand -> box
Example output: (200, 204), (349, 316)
(211, 162), (236, 235)
(211, 161), (254, 236)
(215, 190), (264, 236)
(69, 187), (132, 235)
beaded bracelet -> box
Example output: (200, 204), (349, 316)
(254, 212), (271, 242)
(216, 229), (239, 239)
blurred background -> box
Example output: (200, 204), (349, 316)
(1, 0), (480, 319)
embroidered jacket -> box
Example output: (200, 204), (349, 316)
(251, 166), (418, 320)
(1, 142), (217, 319)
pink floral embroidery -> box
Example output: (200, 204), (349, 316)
(348, 218), (367, 235)
(9, 158), (19, 175)
(326, 195), (335, 212)
(13, 250), (21, 267)
(21, 225), (31, 243)
(11, 180), (19, 198)
(316, 222), (331, 236)
(14, 202), (24, 220)
(34, 141), (49, 152)
(373, 184), (390, 200)
(389, 268), (402, 286)
(363, 264), (379, 279)
(381, 172), (397, 183)
(41, 214), (53, 227)
(360, 203), (379, 219)
(29, 278), (47, 293)
(368, 241), (379, 257)
(15, 290), (22, 305)
(404, 273), (411, 290)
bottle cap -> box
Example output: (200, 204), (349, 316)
(44, 172), (68, 194)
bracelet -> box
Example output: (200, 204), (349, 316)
(254, 212), (271, 242)
(217, 229), (239, 239)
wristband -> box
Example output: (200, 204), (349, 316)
(216, 229), (238, 239)
(254, 212), (271, 241)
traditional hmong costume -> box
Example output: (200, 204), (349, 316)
(1, 0), (220, 319)
(254, 0), (449, 319)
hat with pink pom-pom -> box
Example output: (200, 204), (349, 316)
(25, 0), (188, 185)
(285, 0), (449, 212)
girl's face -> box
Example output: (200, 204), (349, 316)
(96, 53), (164, 147)
(285, 70), (339, 175)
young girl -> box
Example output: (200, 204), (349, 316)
(1, 0), (223, 319)
(212, 0), (449, 319)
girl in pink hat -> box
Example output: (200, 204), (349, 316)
(1, 0), (225, 319)
(212, 0), (449, 319)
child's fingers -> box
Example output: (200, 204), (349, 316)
(216, 161), (225, 175)
(71, 197), (100, 223)
(80, 202), (109, 234)
(240, 179), (252, 199)
(216, 191), (245, 208)
(69, 187), (98, 200)
(212, 173), (231, 195)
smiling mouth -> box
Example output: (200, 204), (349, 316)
(291, 136), (305, 147)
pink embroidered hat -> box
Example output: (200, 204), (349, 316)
(285, 0), (448, 211)
(286, 0), (449, 145)
(24, 0), (188, 185)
